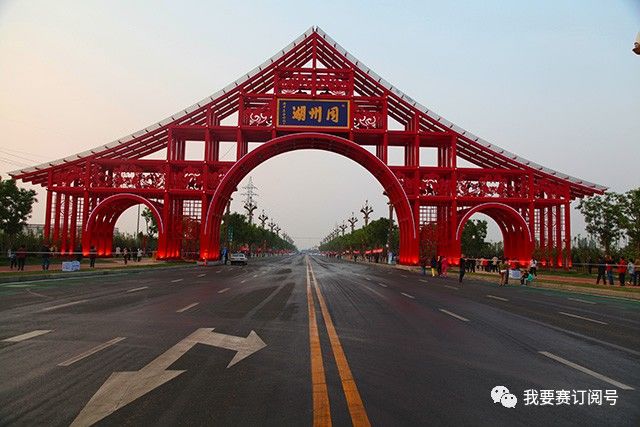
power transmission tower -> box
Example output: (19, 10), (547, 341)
(241, 177), (258, 224)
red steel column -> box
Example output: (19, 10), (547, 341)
(61, 193), (70, 254)
(44, 189), (52, 242)
(53, 192), (61, 247)
(555, 204), (563, 267)
(564, 201), (572, 268)
(69, 196), (78, 254)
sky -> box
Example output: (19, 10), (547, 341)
(0, 1), (638, 249)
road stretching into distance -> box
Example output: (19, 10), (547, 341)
(0, 255), (638, 426)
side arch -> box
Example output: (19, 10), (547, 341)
(455, 202), (533, 264)
(201, 132), (419, 264)
(83, 193), (165, 257)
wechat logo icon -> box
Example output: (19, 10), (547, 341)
(491, 386), (518, 408)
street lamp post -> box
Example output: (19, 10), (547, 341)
(258, 210), (268, 228)
(360, 200), (373, 226)
(347, 212), (358, 233)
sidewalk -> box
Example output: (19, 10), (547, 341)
(338, 257), (640, 301)
(0, 257), (193, 284)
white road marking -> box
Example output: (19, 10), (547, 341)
(27, 289), (50, 298)
(253, 274), (258, 278)
(401, 275), (408, 278)
(70, 328), (266, 426)
(58, 337), (126, 367)
(538, 351), (634, 390)
(126, 286), (149, 293)
(40, 299), (89, 312)
(176, 303), (199, 313)
(568, 297), (596, 305)
(558, 311), (607, 325)
(216, 270), (222, 273)
(377, 283), (388, 288)
(401, 292), (415, 299)
(486, 294), (509, 302)
(218, 287), (230, 294)
(365, 277), (372, 281)
(170, 278), (184, 283)
(439, 309), (469, 322)
(197, 273), (206, 278)
(5, 284), (31, 288)
(240, 279), (247, 284)
(2, 330), (53, 342)
(444, 285), (459, 290)
(419, 279), (428, 283)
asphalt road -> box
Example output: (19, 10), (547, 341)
(0, 255), (638, 426)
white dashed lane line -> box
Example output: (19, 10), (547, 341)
(558, 311), (607, 325)
(377, 283), (388, 288)
(444, 285), (459, 291)
(58, 337), (126, 367)
(240, 279), (247, 284)
(439, 309), (469, 322)
(218, 288), (230, 294)
(2, 330), (53, 342)
(486, 295), (509, 302)
(126, 286), (149, 293)
(401, 292), (415, 299)
(171, 279), (184, 283)
(567, 297), (596, 305)
(197, 273), (206, 278)
(538, 351), (634, 390)
(419, 279), (428, 283)
(176, 303), (199, 313)
(39, 300), (90, 312)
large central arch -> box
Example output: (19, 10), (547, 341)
(202, 133), (419, 264)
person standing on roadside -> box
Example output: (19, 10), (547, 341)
(16, 245), (27, 271)
(441, 256), (449, 277)
(617, 257), (626, 286)
(420, 256), (428, 276)
(41, 243), (50, 271)
(430, 256), (438, 277)
(627, 259), (636, 286)
(596, 256), (606, 284)
(498, 259), (507, 286)
(89, 245), (97, 268)
(529, 258), (537, 276)
(605, 256), (614, 285)
(8, 248), (17, 270)
(459, 255), (466, 284)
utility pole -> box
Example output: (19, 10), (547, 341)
(360, 200), (373, 226)
(241, 177), (258, 224)
(258, 210), (268, 228)
(347, 212), (358, 233)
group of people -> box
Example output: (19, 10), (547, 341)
(114, 246), (144, 264)
(595, 256), (638, 286)
(7, 246), (28, 271)
(419, 255), (538, 287)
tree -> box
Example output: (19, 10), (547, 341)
(141, 207), (158, 237)
(577, 192), (624, 254)
(620, 188), (640, 258)
(461, 219), (488, 257)
(0, 178), (37, 238)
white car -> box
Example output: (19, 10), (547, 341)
(229, 252), (248, 265)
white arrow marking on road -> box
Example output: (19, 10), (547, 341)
(70, 328), (266, 427)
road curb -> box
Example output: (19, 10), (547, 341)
(0, 263), (195, 285)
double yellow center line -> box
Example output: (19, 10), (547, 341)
(306, 256), (371, 427)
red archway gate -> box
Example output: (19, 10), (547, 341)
(10, 27), (605, 266)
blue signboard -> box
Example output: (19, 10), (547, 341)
(276, 98), (350, 129)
